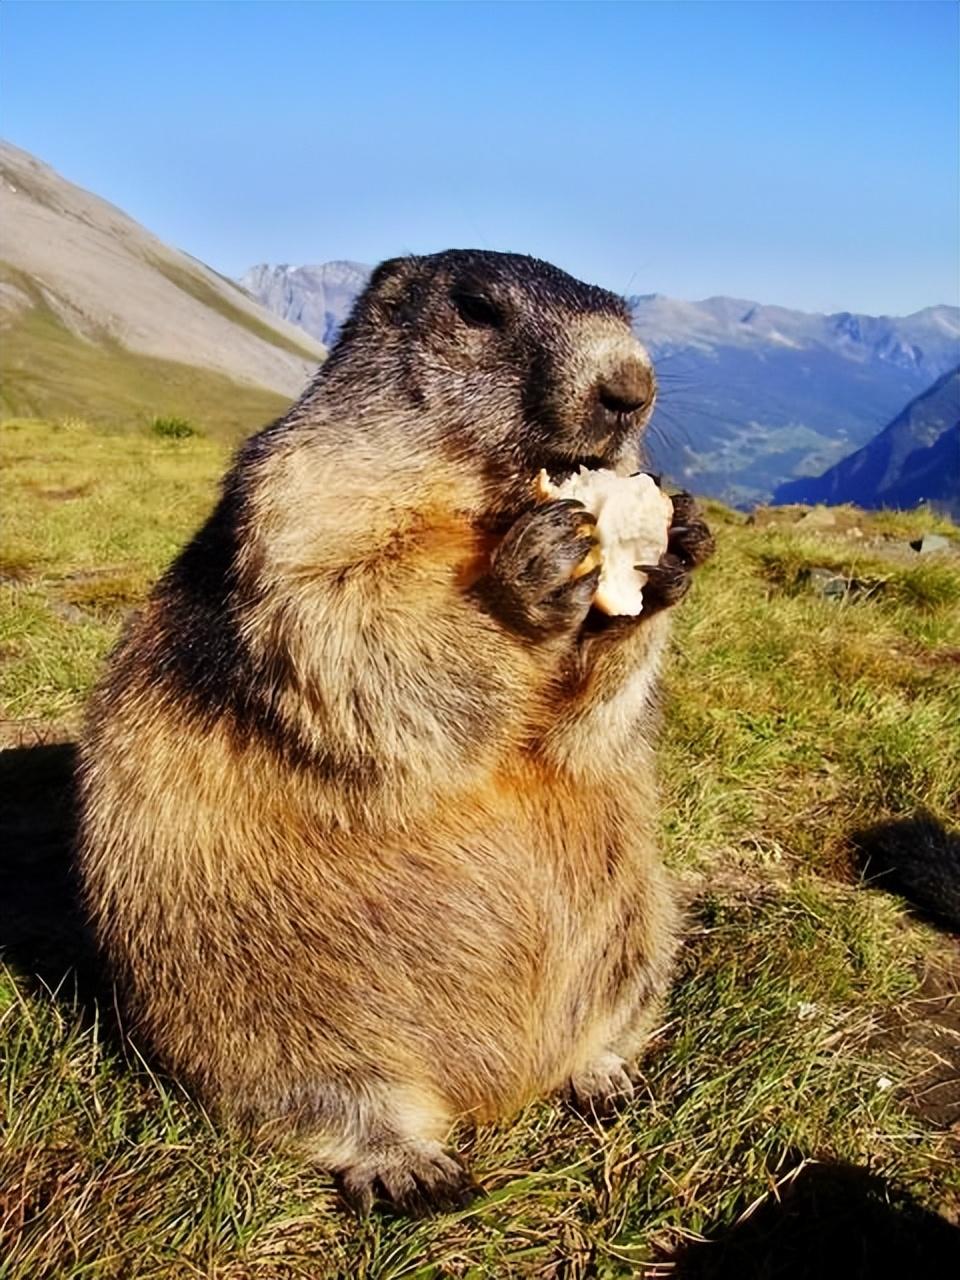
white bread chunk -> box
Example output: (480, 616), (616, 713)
(536, 467), (674, 616)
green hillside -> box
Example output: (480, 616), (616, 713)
(1, 419), (959, 1276)
(0, 273), (292, 439)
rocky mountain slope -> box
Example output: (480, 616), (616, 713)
(243, 260), (959, 503)
(239, 261), (370, 348)
(773, 367), (960, 517)
(0, 142), (325, 431)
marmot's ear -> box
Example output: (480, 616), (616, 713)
(368, 256), (416, 300)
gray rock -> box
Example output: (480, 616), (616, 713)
(796, 506), (838, 529)
(805, 567), (848, 600)
(803, 566), (884, 602)
(910, 533), (953, 554)
(49, 600), (88, 624)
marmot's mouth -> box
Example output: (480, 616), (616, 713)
(541, 454), (608, 483)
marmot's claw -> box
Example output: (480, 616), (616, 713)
(339, 1142), (480, 1218)
(631, 492), (713, 617)
(566, 1051), (636, 1120)
(546, 565), (601, 630)
(637, 554), (691, 610)
(667, 492), (715, 568)
(547, 496), (597, 524)
(490, 500), (600, 636)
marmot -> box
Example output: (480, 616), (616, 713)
(76, 250), (715, 1213)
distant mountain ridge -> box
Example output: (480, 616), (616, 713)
(0, 141), (325, 432)
(773, 367), (960, 517)
(242, 260), (959, 503)
(239, 261), (370, 348)
(627, 293), (958, 371)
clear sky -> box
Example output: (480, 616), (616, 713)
(4, 0), (958, 315)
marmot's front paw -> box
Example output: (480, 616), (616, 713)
(489, 499), (600, 636)
(667, 491), (715, 568)
(637, 491), (714, 614)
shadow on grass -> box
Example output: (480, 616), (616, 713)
(668, 1159), (960, 1278)
(0, 739), (100, 1000)
(853, 811), (960, 932)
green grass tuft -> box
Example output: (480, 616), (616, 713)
(151, 414), (199, 440)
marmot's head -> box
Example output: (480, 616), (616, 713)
(322, 250), (655, 499)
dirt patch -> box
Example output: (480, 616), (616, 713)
(870, 948), (960, 1133)
(0, 553), (37, 584)
(58, 571), (146, 618)
(60, 565), (129, 582)
(0, 717), (77, 750)
(23, 480), (95, 501)
(919, 647), (960, 669)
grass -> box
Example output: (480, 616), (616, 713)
(1, 418), (959, 1277)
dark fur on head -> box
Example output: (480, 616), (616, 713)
(316, 250), (655, 505)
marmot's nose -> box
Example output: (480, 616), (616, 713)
(597, 361), (654, 417)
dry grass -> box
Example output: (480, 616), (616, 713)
(1, 418), (958, 1277)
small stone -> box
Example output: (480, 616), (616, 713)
(803, 567), (885, 602)
(910, 533), (952, 555)
(805, 567), (848, 599)
(796, 506), (837, 529)
(49, 600), (88, 624)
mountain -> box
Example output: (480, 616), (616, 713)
(882, 422), (960, 517)
(631, 297), (959, 504)
(243, 261), (959, 503)
(239, 261), (370, 348)
(0, 142), (325, 435)
(772, 367), (960, 517)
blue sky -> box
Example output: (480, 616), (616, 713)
(4, 0), (958, 314)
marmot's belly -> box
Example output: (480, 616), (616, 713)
(270, 788), (665, 1113)
(92, 761), (666, 1121)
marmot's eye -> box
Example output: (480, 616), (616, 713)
(452, 290), (503, 330)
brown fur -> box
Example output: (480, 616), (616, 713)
(76, 250), (712, 1212)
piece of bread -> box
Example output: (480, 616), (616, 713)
(536, 467), (673, 616)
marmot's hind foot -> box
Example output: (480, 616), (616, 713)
(339, 1140), (480, 1217)
(566, 1051), (635, 1119)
